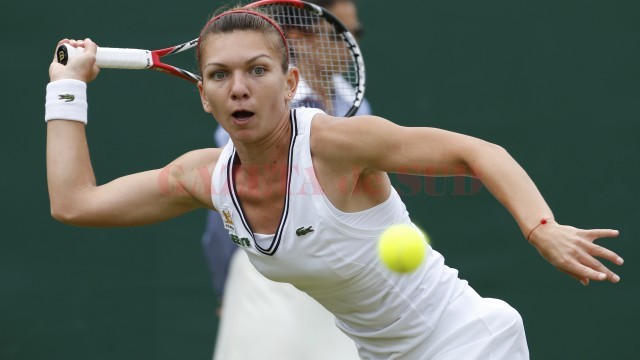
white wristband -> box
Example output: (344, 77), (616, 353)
(45, 79), (88, 124)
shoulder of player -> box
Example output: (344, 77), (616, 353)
(311, 113), (366, 146)
(310, 113), (390, 160)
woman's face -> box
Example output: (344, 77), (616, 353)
(198, 30), (297, 143)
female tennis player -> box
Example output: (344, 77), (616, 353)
(207, 1), (371, 359)
(45, 8), (623, 360)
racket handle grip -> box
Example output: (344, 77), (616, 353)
(56, 43), (153, 70)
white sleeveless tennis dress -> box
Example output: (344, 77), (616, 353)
(211, 108), (529, 359)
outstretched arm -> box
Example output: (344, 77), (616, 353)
(46, 39), (216, 227)
(315, 114), (623, 285)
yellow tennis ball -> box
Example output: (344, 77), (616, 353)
(378, 224), (428, 273)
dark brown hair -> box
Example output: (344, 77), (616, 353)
(197, 9), (289, 74)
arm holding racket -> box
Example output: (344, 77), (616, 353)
(47, 0), (367, 224)
(46, 38), (213, 226)
(47, 38), (102, 223)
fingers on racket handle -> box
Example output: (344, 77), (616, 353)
(56, 43), (153, 70)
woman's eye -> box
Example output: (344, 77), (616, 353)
(252, 67), (265, 76)
(211, 71), (226, 80)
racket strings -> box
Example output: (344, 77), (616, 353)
(260, 4), (360, 116)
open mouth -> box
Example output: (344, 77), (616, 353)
(232, 110), (255, 121)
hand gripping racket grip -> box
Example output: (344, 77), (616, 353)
(56, 43), (153, 70)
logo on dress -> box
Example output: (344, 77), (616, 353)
(296, 226), (315, 236)
(221, 208), (235, 232)
(230, 234), (251, 247)
(221, 207), (250, 247)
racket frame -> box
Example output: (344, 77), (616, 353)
(55, 0), (365, 116)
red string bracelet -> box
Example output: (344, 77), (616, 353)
(527, 217), (553, 241)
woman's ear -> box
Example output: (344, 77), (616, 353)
(197, 81), (212, 113)
(285, 66), (299, 101)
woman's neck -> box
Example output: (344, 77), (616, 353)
(233, 111), (292, 167)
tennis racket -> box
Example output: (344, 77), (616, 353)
(56, 0), (365, 117)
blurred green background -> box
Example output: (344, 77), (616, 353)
(2, 0), (638, 359)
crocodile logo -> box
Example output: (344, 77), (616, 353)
(58, 94), (75, 102)
(296, 226), (315, 237)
